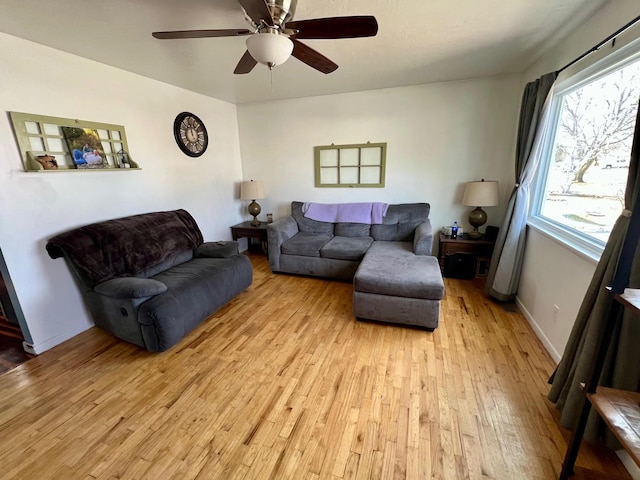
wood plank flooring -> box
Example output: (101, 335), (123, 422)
(0, 253), (629, 479)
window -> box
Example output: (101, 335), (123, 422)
(531, 45), (640, 258)
(314, 142), (386, 187)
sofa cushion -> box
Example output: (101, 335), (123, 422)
(135, 250), (193, 279)
(281, 232), (333, 257)
(335, 223), (371, 237)
(291, 201), (335, 235)
(94, 277), (168, 298)
(354, 241), (444, 300)
(321, 236), (373, 261)
(370, 203), (430, 241)
(195, 241), (239, 258)
(139, 255), (253, 352)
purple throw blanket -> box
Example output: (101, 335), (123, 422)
(302, 202), (389, 224)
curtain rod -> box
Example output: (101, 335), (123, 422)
(557, 14), (640, 74)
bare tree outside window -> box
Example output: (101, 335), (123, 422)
(539, 60), (640, 243)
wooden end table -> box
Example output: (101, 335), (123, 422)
(230, 221), (269, 256)
(438, 232), (495, 278)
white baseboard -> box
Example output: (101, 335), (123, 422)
(23, 330), (84, 354)
(515, 296), (561, 363)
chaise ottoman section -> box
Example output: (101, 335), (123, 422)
(353, 241), (444, 329)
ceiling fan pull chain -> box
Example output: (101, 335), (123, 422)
(270, 67), (274, 92)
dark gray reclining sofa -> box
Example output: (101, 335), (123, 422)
(46, 209), (253, 352)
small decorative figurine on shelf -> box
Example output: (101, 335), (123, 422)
(116, 148), (131, 168)
(36, 154), (58, 170)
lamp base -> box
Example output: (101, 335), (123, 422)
(468, 207), (487, 240)
(248, 200), (261, 227)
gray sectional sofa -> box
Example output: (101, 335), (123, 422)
(46, 209), (253, 352)
(268, 201), (435, 280)
(268, 201), (445, 329)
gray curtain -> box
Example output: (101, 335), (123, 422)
(485, 72), (558, 301)
(548, 101), (640, 442)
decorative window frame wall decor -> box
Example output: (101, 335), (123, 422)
(8, 111), (138, 172)
(314, 142), (386, 188)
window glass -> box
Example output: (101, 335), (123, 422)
(43, 124), (60, 136)
(339, 167), (359, 184)
(319, 149), (338, 167)
(361, 166), (382, 184)
(320, 169), (338, 185)
(340, 148), (359, 166)
(361, 147), (382, 166)
(25, 122), (40, 134)
(535, 58), (640, 245)
(47, 138), (64, 152)
(29, 137), (45, 151)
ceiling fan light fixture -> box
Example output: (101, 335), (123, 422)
(246, 31), (293, 69)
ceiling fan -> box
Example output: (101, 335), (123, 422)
(152, 0), (378, 75)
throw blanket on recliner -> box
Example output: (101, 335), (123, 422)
(46, 209), (203, 285)
(302, 202), (389, 224)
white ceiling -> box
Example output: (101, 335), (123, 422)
(0, 0), (609, 104)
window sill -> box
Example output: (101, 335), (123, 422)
(527, 217), (602, 265)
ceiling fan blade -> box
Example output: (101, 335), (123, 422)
(291, 39), (338, 74)
(287, 16), (378, 39)
(234, 50), (258, 74)
(152, 29), (251, 39)
(237, 0), (274, 26)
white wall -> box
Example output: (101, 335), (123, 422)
(237, 76), (522, 237)
(517, 232), (595, 361)
(0, 33), (245, 353)
(516, 0), (640, 362)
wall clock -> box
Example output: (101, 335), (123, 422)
(173, 112), (208, 157)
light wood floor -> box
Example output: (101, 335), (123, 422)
(0, 253), (629, 479)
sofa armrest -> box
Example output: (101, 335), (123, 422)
(413, 220), (434, 256)
(267, 216), (299, 271)
(94, 277), (168, 299)
(195, 241), (239, 258)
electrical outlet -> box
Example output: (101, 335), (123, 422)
(553, 304), (560, 322)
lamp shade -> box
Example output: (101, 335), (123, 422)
(246, 32), (293, 68)
(462, 180), (499, 207)
(240, 180), (265, 200)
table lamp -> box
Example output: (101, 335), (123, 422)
(462, 179), (499, 239)
(240, 180), (265, 227)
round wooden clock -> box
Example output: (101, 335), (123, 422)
(173, 112), (208, 157)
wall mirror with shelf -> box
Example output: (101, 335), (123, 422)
(8, 111), (139, 172)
